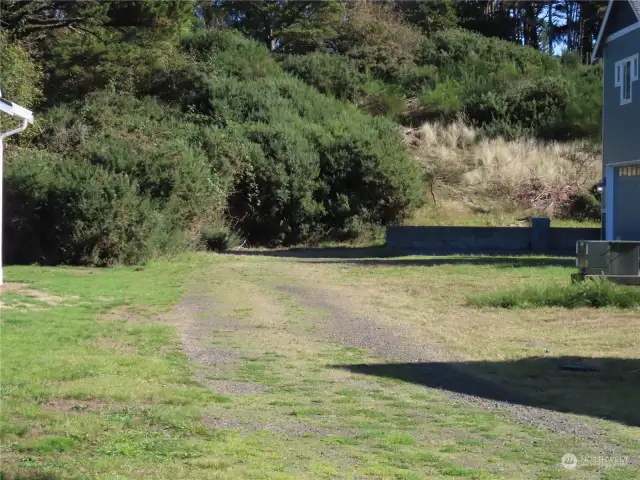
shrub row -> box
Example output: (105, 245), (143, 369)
(4, 29), (424, 265)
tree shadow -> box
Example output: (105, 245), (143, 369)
(308, 257), (575, 268)
(334, 356), (640, 427)
(225, 246), (396, 259)
(226, 247), (574, 267)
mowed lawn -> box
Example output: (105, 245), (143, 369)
(1, 251), (639, 479)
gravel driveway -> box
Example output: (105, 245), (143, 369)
(169, 259), (639, 466)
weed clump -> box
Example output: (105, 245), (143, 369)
(468, 277), (640, 309)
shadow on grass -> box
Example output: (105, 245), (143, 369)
(334, 356), (640, 427)
(226, 246), (395, 259)
(308, 257), (574, 268)
(226, 247), (574, 267)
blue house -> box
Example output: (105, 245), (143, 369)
(592, 0), (640, 240)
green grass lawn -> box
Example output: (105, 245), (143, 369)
(1, 252), (638, 479)
(1, 257), (227, 478)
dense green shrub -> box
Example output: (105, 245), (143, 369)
(181, 29), (281, 80)
(360, 81), (407, 120)
(419, 28), (558, 74)
(143, 65), (215, 114)
(43, 30), (182, 105)
(563, 192), (601, 221)
(410, 28), (602, 140)
(200, 225), (244, 252)
(225, 115), (424, 245)
(6, 29), (424, 263)
(0, 32), (43, 139)
(38, 92), (226, 228)
(228, 121), (323, 245)
(419, 79), (464, 120)
(282, 53), (366, 101)
(391, 65), (438, 97)
(5, 92), (230, 265)
(316, 116), (424, 231)
(4, 150), (166, 266)
(505, 77), (570, 137)
(0, 31), (43, 109)
(337, 1), (424, 80)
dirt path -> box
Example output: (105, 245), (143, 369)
(169, 257), (639, 470)
(276, 282), (621, 447)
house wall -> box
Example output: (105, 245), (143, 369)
(602, 27), (640, 166)
(602, 26), (640, 240)
(607, 1), (638, 34)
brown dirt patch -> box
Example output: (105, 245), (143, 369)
(0, 450), (22, 466)
(204, 411), (357, 438)
(0, 301), (47, 311)
(62, 269), (101, 275)
(98, 305), (153, 324)
(0, 281), (30, 291)
(1, 282), (78, 307)
(199, 378), (266, 395)
(42, 398), (114, 413)
(89, 338), (136, 354)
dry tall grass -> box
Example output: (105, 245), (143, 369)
(404, 119), (601, 217)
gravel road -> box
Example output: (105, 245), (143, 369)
(169, 265), (638, 465)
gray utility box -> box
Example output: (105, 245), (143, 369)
(574, 240), (640, 285)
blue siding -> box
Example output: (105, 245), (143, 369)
(608, 1), (638, 33)
(602, 28), (640, 166)
(613, 169), (640, 240)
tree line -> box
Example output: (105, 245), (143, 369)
(2, 1), (608, 63)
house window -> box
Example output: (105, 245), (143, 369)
(618, 165), (640, 177)
(615, 54), (639, 105)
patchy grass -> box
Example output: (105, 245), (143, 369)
(1, 255), (228, 478)
(2, 251), (639, 479)
(468, 277), (640, 309)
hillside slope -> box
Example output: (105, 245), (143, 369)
(3, 29), (423, 265)
(1, 5), (604, 265)
(401, 120), (601, 227)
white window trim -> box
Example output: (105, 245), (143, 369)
(605, 158), (640, 167)
(615, 53), (639, 105)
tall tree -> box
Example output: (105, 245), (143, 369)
(210, 0), (344, 53)
(337, 0), (424, 79)
(0, 0), (196, 39)
(0, 0), (109, 39)
(553, 0), (606, 62)
(393, 0), (458, 36)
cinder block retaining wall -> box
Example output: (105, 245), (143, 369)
(386, 218), (600, 255)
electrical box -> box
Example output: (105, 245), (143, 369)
(576, 241), (610, 275)
(574, 240), (640, 285)
(609, 242), (640, 276)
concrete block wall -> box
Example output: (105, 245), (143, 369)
(386, 218), (601, 255)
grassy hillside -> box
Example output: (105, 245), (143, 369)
(1, 16), (603, 266)
(402, 120), (601, 227)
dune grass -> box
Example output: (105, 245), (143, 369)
(403, 119), (601, 224)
